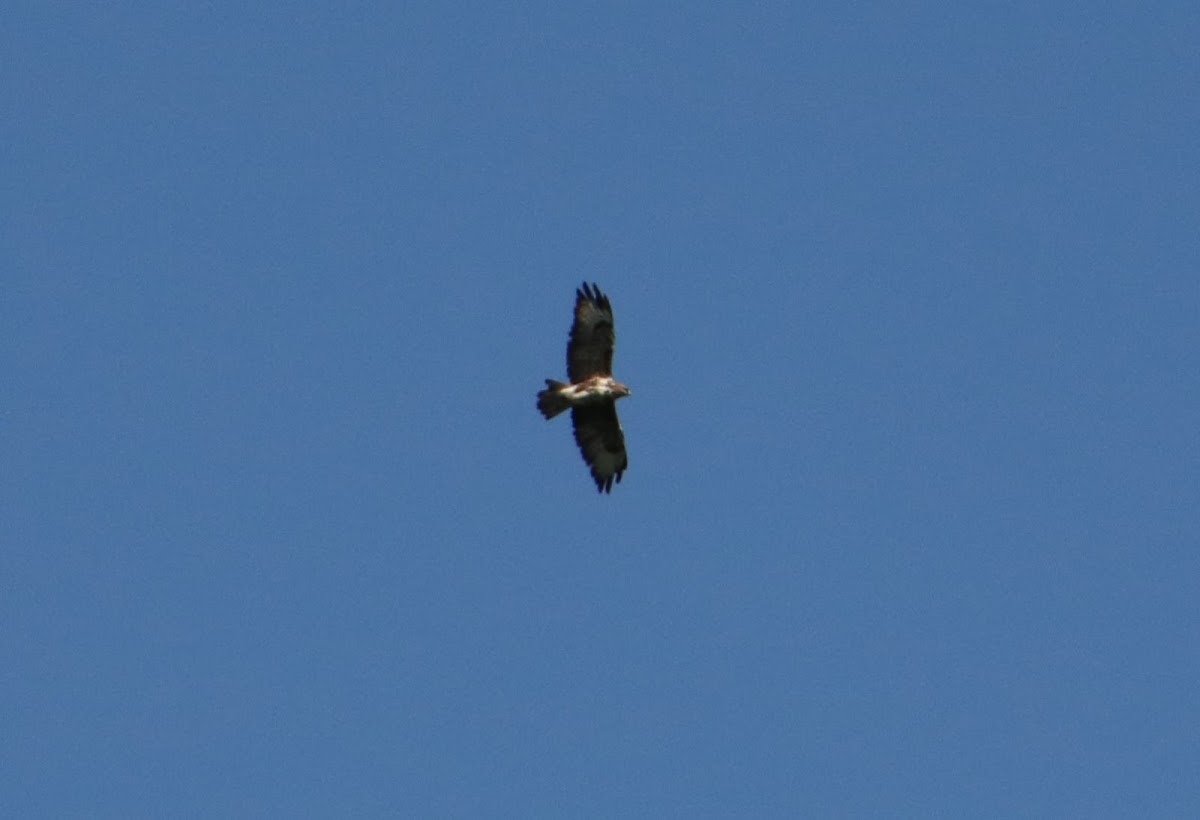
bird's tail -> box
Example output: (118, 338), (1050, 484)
(537, 380), (570, 419)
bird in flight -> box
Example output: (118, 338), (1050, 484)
(537, 282), (631, 493)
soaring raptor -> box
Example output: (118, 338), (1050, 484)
(537, 282), (631, 493)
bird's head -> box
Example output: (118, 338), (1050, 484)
(613, 381), (632, 400)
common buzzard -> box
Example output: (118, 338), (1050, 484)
(537, 282), (631, 493)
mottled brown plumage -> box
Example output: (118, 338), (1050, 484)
(536, 283), (631, 493)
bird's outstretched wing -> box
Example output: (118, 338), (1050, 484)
(571, 403), (627, 493)
(567, 282), (616, 382)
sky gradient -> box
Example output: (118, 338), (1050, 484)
(4, 3), (1199, 816)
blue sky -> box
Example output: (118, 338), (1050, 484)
(4, 2), (1198, 816)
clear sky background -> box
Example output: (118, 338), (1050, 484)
(4, 3), (1198, 817)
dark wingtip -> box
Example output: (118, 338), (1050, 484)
(577, 281), (609, 310)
